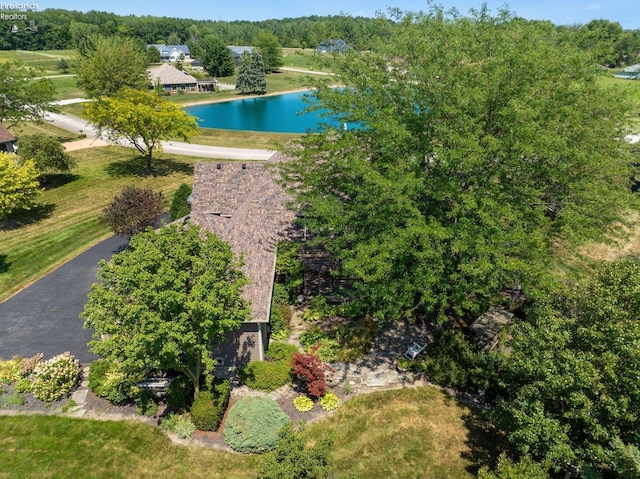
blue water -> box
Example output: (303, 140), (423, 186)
(185, 92), (339, 133)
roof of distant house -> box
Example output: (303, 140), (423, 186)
(189, 153), (296, 323)
(228, 46), (253, 57)
(148, 63), (198, 85)
(0, 123), (16, 143)
(148, 44), (190, 56)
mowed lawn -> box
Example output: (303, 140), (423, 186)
(0, 146), (226, 302)
(0, 387), (498, 479)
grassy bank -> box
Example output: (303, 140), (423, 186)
(0, 146), (226, 302)
(0, 387), (498, 478)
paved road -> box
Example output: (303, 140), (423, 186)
(0, 235), (128, 363)
(45, 110), (275, 161)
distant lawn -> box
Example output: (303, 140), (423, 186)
(0, 146), (227, 302)
(0, 387), (499, 478)
(49, 75), (84, 100)
(306, 387), (501, 478)
(0, 415), (257, 479)
(0, 49), (72, 75)
(9, 121), (83, 141)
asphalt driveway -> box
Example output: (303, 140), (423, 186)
(0, 235), (128, 363)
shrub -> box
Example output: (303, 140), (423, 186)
(2, 392), (26, 407)
(161, 413), (196, 439)
(302, 295), (334, 322)
(291, 350), (327, 399)
(420, 330), (479, 391)
(135, 388), (158, 417)
(169, 183), (192, 221)
(274, 241), (303, 301)
(32, 352), (81, 402)
(101, 185), (165, 236)
(165, 374), (194, 413)
(14, 377), (32, 393)
(0, 358), (22, 383)
(224, 396), (291, 453)
(266, 342), (299, 363)
(18, 353), (43, 376)
(88, 359), (136, 404)
(238, 360), (292, 392)
(293, 395), (314, 412)
(189, 378), (230, 431)
(300, 328), (340, 363)
(319, 392), (340, 411)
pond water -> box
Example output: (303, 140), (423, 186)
(184, 92), (339, 133)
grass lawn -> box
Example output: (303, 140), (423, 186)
(0, 49), (73, 75)
(305, 387), (501, 479)
(0, 387), (498, 478)
(0, 146), (227, 302)
(0, 415), (258, 479)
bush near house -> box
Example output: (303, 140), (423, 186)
(224, 396), (291, 453)
(189, 378), (230, 431)
(238, 360), (291, 393)
(31, 352), (81, 402)
(88, 359), (138, 404)
(169, 183), (192, 221)
(291, 349), (327, 399)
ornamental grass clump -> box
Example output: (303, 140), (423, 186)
(161, 413), (196, 440)
(31, 352), (81, 402)
(293, 395), (314, 412)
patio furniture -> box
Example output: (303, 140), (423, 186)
(403, 342), (426, 360)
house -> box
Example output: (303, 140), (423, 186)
(614, 63), (640, 80)
(147, 44), (191, 62)
(228, 46), (253, 66)
(316, 39), (350, 54)
(148, 63), (216, 94)
(0, 123), (16, 153)
(189, 154), (297, 368)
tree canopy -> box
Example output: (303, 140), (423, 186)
(82, 223), (251, 397)
(253, 30), (283, 73)
(0, 152), (41, 221)
(236, 51), (267, 94)
(492, 255), (640, 477)
(0, 62), (57, 127)
(278, 7), (637, 322)
(85, 88), (199, 173)
(74, 35), (149, 98)
(198, 34), (235, 77)
(17, 134), (77, 176)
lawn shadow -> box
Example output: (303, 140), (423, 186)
(41, 173), (81, 190)
(458, 404), (509, 475)
(0, 254), (10, 273)
(105, 156), (193, 178)
(1, 203), (56, 231)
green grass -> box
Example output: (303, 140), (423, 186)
(306, 387), (501, 478)
(0, 387), (498, 478)
(49, 75), (84, 100)
(0, 415), (258, 479)
(9, 121), (83, 142)
(0, 50), (73, 75)
(0, 146), (228, 302)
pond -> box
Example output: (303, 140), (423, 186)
(184, 92), (341, 133)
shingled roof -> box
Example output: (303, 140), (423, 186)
(189, 153), (296, 323)
(148, 63), (197, 86)
(0, 123), (16, 143)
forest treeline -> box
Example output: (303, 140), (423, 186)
(2, 8), (640, 67)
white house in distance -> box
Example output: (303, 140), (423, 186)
(147, 44), (191, 62)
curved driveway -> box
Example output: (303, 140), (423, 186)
(2, 104), (275, 362)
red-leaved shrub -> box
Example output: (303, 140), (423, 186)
(291, 348), (326, 398)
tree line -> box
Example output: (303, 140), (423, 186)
(2, 8), (640, 67)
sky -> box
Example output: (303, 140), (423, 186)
(25, 0), (640, 29)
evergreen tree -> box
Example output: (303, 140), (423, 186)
(249, 51), (267, 94)
(199, 34), (235, 77)
(235, 51), (252, 94)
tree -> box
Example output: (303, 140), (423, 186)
(74, 35), (149, 98)
(491, 256), (640, 476)
(477, 454), (551, 479)
(258, 424), (335, 479)
(575, 19), (624, 67)
(169, 183), (192, 221)
(0, 152), (41, 221)
(291, 349), (326, 398)
(236, 51), (267, 94)
(85, 88), (199, 173)
(0, 62), (57, 127)
(253, 30), (284, 73)
(101, 185), (165, 236)
(145, 45), (162, 64)
(16, 134), (77, 177)
(198, 34), (235, 77)
(278, 7), (636, 323)
(82, 223), (251, 398)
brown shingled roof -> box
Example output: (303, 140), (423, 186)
(190, 153), (296, 323)
(148, 63), (197, 86)
(0, 123), (16, 143)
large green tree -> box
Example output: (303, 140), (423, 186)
(74, 35), (149, 98)
(253, 30), (283, 73)
(0, 62), (57, 127)
(17, 134), (77, 177)
(198, 34), (235, 77)
(491, 256), (640, 477)
(278, 7), (636, 322)
(82, 223), (251, 398)
(0, 152), (41, 221)
(236, 51), (267, 94)
(85, 88), (199, 173)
